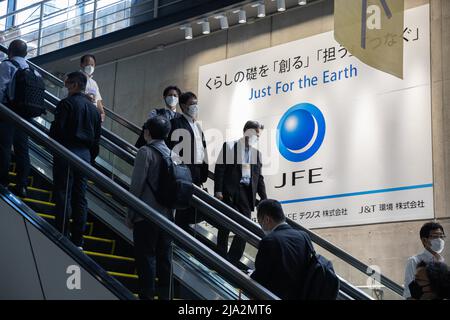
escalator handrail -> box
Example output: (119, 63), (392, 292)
(0, 102), (279, 300)
(0, 186), (135, 300)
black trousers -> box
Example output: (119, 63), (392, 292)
(217, 184), (253, 265)
(53, 147), (90, 247)
(133, 219), (172, 300)
(0, 119), (30, 188)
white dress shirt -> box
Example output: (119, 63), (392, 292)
(183, 114), (205, 164)
(85, 75), (102, 106)
(403, 249), (444, 298)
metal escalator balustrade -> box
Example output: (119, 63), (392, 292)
(0, 102), (279, 300)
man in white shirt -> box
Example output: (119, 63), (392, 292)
(80, 54), (105, 122)
(403, 221), (446, 299)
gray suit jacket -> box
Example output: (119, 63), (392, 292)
(127, 139), (175, 226)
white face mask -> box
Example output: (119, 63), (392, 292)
(248, 135), (258, 146)
(165, 96), (178, 108)
(186, 104), (199, 119)
(83, 65), (95, 76)
(430, 238), (445, 254)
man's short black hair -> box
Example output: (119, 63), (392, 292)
(143, 116), (171, 140)
(66, 71), (87, 91)
(257, 199), (285, 223)
(80, 54), (97, 65)
(420, 222), (444, 239)
(8, 39), (28, 58)
(179, 92), (197, 105)
(163, 85), (181, 97)
(243, 120), (264, 133)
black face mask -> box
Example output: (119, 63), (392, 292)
(409, 280), (428, 299)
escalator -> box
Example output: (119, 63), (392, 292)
(0, 44), (404, 299)
(0, 101), (279, 300)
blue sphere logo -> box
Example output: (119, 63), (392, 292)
(277, 103), (326, 162)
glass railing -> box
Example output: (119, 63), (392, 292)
(0, 0), (185, 57)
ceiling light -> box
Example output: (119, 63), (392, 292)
(275, 0), (286, 11)
(198, 19), (210, 34)
(180, 25), (192, 39)
(257, 3), (265, 18)
(215, 15), (229, 29)
(298, 0), (307, 5)
(238, 10), (247, 23)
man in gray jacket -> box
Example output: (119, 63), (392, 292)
(127, 116), (174, 300)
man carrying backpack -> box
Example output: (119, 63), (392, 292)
(0, 39), (45, 198)
(252, 199), (339, 300)
(127, 116), (180, 300)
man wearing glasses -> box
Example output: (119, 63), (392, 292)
(403, 222), (446, 299)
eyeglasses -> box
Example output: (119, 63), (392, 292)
(429, 235), (446, 240)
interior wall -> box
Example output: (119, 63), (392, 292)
(89, 0), (449, 291)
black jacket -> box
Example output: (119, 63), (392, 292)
(166, 115), (208, 184)
(251, 224), (312, 300)
(49, 92), (101, 160)
(214, 141), (267, 209)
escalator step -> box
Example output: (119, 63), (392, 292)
(84, 251), (136, 274)
(22, 198), (55, 215)
(83, 235), (115, 254)
(37, 213), (94, 235)
(8, 172), (34, 187)
(108, 271), (139, 293)
(9, 183), (52, 202)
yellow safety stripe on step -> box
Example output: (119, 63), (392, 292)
(107, 271), (139, 279)
(8, 173), (34, 186)
(9, 184), (52, 195)
(38, 213), (55, 220)
(83, 235), (114, 243)
(83, 251), (135, 262)
(22, 198), (56, 207)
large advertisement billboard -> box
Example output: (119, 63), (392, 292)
(198, 5), (432, 229)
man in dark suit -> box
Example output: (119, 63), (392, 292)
(251, 199), (312, 300)
(166, 91), (208, 230)
(214, 121), (267, 264)
(50, 71), (101, 248)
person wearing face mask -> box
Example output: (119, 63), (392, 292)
(166, 91), (209, 230)
(403, 221), (446, 299)
(251, 199), (312, 300)
(126, 116), (174, 300)
(49, 71), (101, 249)
(80, 54), (106, 122)
(135, 85), (182, 148)
(408, 261), (450, 300)
(214, 120), (267, 265)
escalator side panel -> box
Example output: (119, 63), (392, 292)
(0, 199), (45, 299)
(25, 222), (118, 300)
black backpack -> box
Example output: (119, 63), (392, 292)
(300, 235), (340, 300)
(147, 144), (193, 209)
(6, 59), (46, 118)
